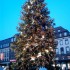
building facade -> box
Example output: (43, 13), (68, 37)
(0, 37), (15, 65)
(55, 26), (70, 70)
(0, 26), (70, 69)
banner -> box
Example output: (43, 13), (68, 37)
(0, 53), (4, 60)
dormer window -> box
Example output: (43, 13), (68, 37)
(58, 30), (60, 32)
(64, 32), (67, 36)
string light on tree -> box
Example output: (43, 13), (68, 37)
(49, 46), (52, 49)
(30, 0), (35, 4)
(27, 5), (31, 9)
(20, 32), (23, 35)
(41, 35), (45, 39)
(37, 52), (42, 57)
(11, 0), (56, 69)
(31, 56), (35, 61)
(26, 43), (30, 48)
(31, 10), (34, 14)
(45, 49), (49, 53)
(30, 1), (34, 4)
(31, 19), (34, 24)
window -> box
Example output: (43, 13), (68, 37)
(0, 45), (2, 48)
(64, 32), (67, 36)
(54, 30), (55, 33)
(66, 46), (70, 53)
(3, 44), (5, 47)
(59, 40), (63, 45)
(3, 43), (9, 48)
(60, 47), (64, 54)
(65, 39), (69, 45)
(56, 48), (59, 54)
(14, 37), (16, 41)
(11, 38), (14, 42)
(58, 30), (60, 32)
(3, 58), (5, 61)
(59, 33), (62, 37)
(6, 58), (9, 61)
(4, 53), (6, 57)
(6, 52), (9, 57)
(3, 49), (5, 53)
(6, 43), (9, 47)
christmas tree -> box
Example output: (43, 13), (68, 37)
(11, 0), (56, 70)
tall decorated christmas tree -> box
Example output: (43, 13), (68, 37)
(11, 0), (56, 70)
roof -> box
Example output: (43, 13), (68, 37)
(54, 26), (70, 38)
